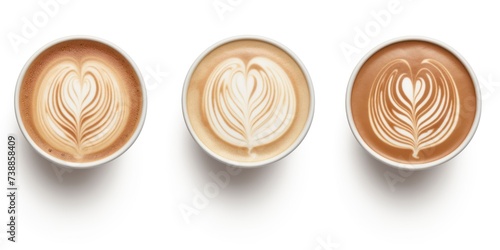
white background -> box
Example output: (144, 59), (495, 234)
(1, 0), (499, 249)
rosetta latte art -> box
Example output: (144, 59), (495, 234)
(368, 59), (460, 159)
(36, 59), (126, 157)
(203, 57), (296, 154)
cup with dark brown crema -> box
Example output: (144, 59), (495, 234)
(346, 37), (481, 169)
(15, 36), (147, 168)
(183, 36), (314, 167)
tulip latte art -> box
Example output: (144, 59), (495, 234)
(368, 59), (460, 159)
(185, 38), (312, 164)
(18, 39), (144, 163)
(203, 57), (296, 154)
(350, 40), (478, 165)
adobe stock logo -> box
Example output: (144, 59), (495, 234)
(142, 64), (170, 91)
(213, 0), (243, 21)
(339, 0), (416, 63)
(178, 165), (242, 224)
(314, 234), (341, 250)
(6, 0), (70, 53)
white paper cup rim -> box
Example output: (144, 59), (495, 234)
(182, 35), (315, 168)
(14, 35), (148, 169)
(345, 36), (481, 170)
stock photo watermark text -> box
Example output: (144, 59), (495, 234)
(6, 0), (70, 53)
(213, 0), (244, 21)
(340, 0), (415, 63)
(178, 165), (242, 224)
(6, 135), (18, 243)
(314, 234), (341, 250)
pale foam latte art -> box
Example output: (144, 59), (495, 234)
(368, 58), (460, 159)
(203, 57), (296, 155)
(35, 58), (128, 159)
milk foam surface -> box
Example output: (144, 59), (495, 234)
(18, 39), (143, 163)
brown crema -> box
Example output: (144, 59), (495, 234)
(350, 40), (477, 164)
(18, 39), (143, 163)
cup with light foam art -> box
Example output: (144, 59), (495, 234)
(346, 37), (481, 169)
(15, 36), (147, 168)
(183, 36), (315, 168)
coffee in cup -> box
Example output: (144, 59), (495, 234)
(183, 36), (314, 167)
(346, 37), (481, 169)
(15, 37), (147, 168)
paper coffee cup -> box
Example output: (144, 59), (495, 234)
(183, 36), (315, 168)
(15, 36), (147, 168)
(346, 37), (481, 169)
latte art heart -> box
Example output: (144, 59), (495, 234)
(368, 59), (460, 158)
(36, 59), (127, 158)
(203, 57), (296, 154)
